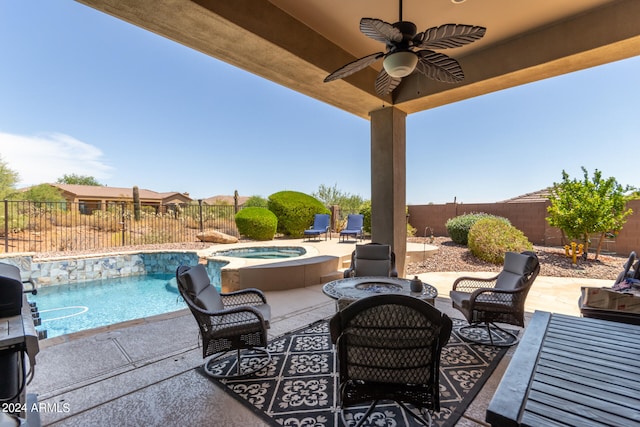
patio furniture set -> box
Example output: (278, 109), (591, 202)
(8, 238), (638, 426)
(175, 242), (544, 426)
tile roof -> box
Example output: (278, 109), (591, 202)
(50, 184), (190, 201)
(500, 188), (551, 203)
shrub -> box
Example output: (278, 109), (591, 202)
(468, 217), (533, 264)
(357, 201), (414, 236)
(359, 201), (371, 234)
(267, 191), (329, 237)
(235, 207), (277, 240)
(243, 195), (268, 208)
(446, 213), (510, 245)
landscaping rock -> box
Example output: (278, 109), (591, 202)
(196, 230), (238, 244)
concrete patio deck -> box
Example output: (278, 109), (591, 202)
(24, 239), (611, 426)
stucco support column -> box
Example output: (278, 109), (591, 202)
(370, 107), (407, 277)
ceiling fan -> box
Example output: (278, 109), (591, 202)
(324, 0), (486, 96)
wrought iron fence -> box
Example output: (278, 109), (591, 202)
(1, 200), (238, 253)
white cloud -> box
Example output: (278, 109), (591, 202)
(0, 132), (113, 187)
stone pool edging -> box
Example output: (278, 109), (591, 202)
(0, 250), (211, 288)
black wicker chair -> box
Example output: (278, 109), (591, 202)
(176, 264), (271, 378)
(449, 251), (540, 346)
(343, 243), (398, 278)
(329, 294), (452, 427)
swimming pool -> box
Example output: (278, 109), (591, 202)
(213, 246), (306, 259)
(28, 265), (222, 338)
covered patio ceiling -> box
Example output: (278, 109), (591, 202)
(76, 0), (640, 119)
(74, 0), (640, 275)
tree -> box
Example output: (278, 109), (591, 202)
(57, 174), (102, 186)
(0, 155), (19, 200)
(22, 184), (65, 202)
(546, 167), (635, 259)
(312, 183), (364, 217)
(243, 195), (268, 208)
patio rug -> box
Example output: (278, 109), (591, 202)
(205, 319), (510, 427)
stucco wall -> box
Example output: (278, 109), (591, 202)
(408, 199), (640, 256)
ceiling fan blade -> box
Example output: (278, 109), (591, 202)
(415, 50), (464, 83)
(324, 52), (384, 82)
(374, 69), (402, 96)
(416, 24), (486, 50)
(360, 18), (403, 44)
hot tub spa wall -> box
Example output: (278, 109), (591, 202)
(1, 252), (204, 288)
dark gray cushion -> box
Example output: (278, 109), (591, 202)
(449, 290), (471, 310)
(182, 265), (224, 312)
(495, 252), (533, 290)
(355, 244), (390, 260)
(354, 244), (392, 276)
(356, 259), (391, 276)
(254, 303), (271, 327)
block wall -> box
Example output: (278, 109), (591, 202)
(408, 199), (640, 256)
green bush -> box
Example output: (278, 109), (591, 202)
(267, 191), (329, 237)
(468, 217), (533, 264)
(359, 200), (371, 233)
(358, 201), (415, 236)
(446, 213), (510, 245)
(243, 195), (268, 208)
(235, 207), (277, 240)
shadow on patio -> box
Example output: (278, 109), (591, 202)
(26, 242), (611, 426)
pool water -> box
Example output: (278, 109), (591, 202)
(213, 246), (306, 259)
(29, 273), (186, 338)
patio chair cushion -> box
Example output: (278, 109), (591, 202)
(449, 290), (513, 312)
(354, 244), (392, 277)
(495, 252), (536, 290)
(355, 244), (390, 260)
(181, 264), (224, 312)
(356, 259), (391, 277)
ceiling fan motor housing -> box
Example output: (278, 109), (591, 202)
(392, 21), (418, 47)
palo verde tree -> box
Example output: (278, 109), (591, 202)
(546, 167), (635, 259)
(312, 183), (364, 217)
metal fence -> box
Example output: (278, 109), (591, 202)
(1, 200), (238, 253)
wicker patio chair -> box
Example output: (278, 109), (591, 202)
(176, 264), (271, 378)
(449, 251), (540, 346)
(343, 243), (398, 278)
(329, 294), (452, 427)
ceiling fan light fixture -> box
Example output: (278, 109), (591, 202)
(383, 51), (418, 78)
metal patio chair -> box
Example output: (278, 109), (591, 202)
(303, 213), (331, 241)
(329, 294), (452, 427)
(343, 243), (398, 278)
(176, 264), (272, 378)
(449, 251), (540, 346)
(339, 214), (364, 242)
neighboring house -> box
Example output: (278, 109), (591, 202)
(48, 184), (192, 214)
(500, 188), (551, 203)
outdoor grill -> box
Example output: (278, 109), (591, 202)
(0, 263), (40, 426)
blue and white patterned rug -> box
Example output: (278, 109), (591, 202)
(206, 318), (509, 427)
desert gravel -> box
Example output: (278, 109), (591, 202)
(407, 237), (623, 281)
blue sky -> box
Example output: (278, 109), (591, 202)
(1, 1), (638, 204)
